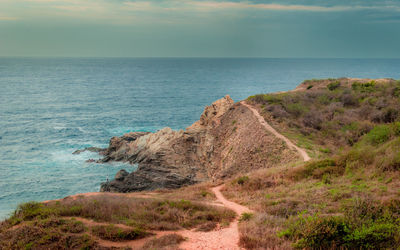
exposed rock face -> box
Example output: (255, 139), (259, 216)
(100, 95), (299, 192)
(115, 169), (129, 181)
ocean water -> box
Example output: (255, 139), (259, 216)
(1, 58), (400, 219)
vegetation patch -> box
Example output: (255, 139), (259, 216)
(279, 197), (400, 249)
(3, 195), (235, 232)
(141, 234), (185, 250)
(327, 81), (341, 91)
(0, 217), (95, 250)
(247, 78), (400, 154)
(91, 224), (148, 241)
(239, 212), (253, 222)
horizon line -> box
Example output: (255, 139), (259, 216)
(1, 56), (400, 60)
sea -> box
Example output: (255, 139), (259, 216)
(1, 57), (400, 219)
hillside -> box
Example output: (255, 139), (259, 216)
(1, 78), (400, 249)
(224, 78), (400, 249)
(99, 95), (300, 192)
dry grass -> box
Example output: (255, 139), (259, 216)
(155, 181), (217, 202)
(239, 213), (292, 249)
(23, 195), (234, 231)
(194, 221), (218, 232)
(0, 217), (96, 250)
(91, 224), (149, 241)
(140, 234), (185, 250)
(0, 193), (235, 249)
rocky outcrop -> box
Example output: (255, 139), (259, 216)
(99, 95), (299, 192)
(72, 147), (105, 155)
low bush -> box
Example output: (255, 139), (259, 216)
(235, 176), (249, 185)
(352, 81), (376, 93)
(239, 213), (254, 222)
(285, 103), (308, 117)
(0, 218), (96, 249)
(279, 214), (349, 249)
(327, 81), (341, 91)
(91, 224), (147, 241)
(289, 159), (339, 180)
(366, 125), (391, 145)
(141, 234), (185, 249)
(195, 221), (218, 232)
(239, 213), (291, 249)
(280, 198), (400, 249)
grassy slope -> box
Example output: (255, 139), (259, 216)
(223, 78), (400, 249)
(0, 183), (235, 250)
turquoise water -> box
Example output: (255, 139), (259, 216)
(1, 58), (400, 219)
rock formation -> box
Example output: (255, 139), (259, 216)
(98, 95), (299, 192)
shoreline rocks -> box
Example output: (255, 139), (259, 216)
(72, 147), (105, 155)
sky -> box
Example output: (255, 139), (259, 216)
(0, 0), (400, 58)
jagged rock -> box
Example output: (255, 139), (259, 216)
(115, 169), (129, 181)
(72, 147), (105, 155)
(99, 95), (300, 193)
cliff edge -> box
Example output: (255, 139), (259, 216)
(99, 95), (300, 192)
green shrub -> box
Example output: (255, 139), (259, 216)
(392, 122), (400, 136)
(90, 224), (147, 241)
(236, 176), (249, 185)
(200, 190), (210, 197)
(293, 159), (338, 180)
(285, 103), (308, 117)
(247, 94), (283, 104)
(327, 81), (341, 91)
(13, 202), (57, 221)
(239, 213), (254, 222)
(306, 85), (313, 90)
(392, 86), (400, 97)
(319, 148), (331, 154)
(345, 222), (400, 248)
(279, 214), (349, 249)
(280, 207), (400, 249)
(352, 81), (376, 93)
(366, 125), (391, 145)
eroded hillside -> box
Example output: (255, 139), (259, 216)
(100, 95), (300, 192)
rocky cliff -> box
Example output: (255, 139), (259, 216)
(99, 95), (300, 192)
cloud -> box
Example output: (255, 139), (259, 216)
(0, 16), (17, 20)
(186, 1), (353, 12)
(2, 0), (400, 25)
(121, 0), (400, 15)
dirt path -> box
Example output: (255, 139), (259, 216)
(56, 185), (252, 249)
(241, 101), (311, 162)
(179, 185), (252, 250)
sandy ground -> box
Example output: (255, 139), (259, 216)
(241, 102), (311, 162)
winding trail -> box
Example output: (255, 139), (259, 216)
(63, 185), (252, 249)
(241, 101), (311, 162)
(179, 185), (253, 250)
